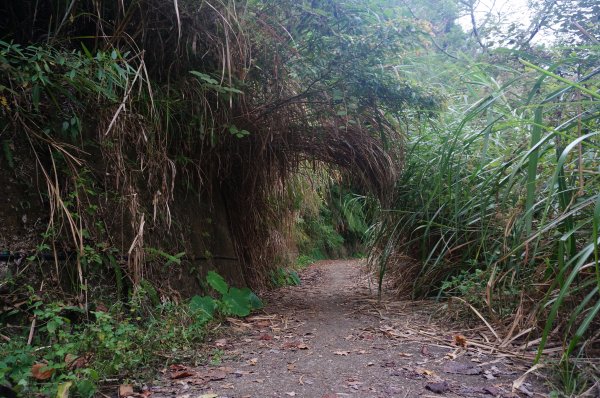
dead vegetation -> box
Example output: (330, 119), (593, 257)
(1, 0), (436, 291)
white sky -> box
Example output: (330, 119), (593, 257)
(457, 0), (552, 45)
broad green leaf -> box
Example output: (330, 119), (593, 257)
(240, 287), (263, 310)
(206, 271), (229, 295)
(221, 287), (251, 317)
(189, 71), (219, 85)
(189, 295), (217, 322)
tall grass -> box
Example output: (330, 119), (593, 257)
(371, 49), (600, 363)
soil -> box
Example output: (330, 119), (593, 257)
(145, 260), (548, 398)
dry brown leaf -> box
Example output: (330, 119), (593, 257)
(216, 366), (234, 374)
(287, 364), (296, 371)
(214, 339), (228, 347)
(118, 384), (134, 398)
(169, 363), (195, 379)
(512, 364), (544, 392)
(170, 370), (195, 379)
(415, 367), (437, 377)
(31, 363), (55, 381)
(169, 364), (188, 372)
(65, 353), (90, 370)
(453, 334), (468, 347)
(248, 358), (258, 366)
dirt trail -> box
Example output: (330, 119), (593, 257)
(150, 260), (544, 398)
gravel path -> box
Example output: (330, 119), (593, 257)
(149, 260), (545, 398)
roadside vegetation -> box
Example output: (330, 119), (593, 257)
(0, 0), (598, 396)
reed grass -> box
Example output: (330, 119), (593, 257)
(370, 48), (600, 364)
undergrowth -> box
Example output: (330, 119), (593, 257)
(0, 271), (261, 397)
(370, 40), (599, 390)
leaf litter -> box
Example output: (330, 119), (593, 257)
(146, 260), (548, 397)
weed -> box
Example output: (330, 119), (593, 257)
(0, 272), (262, 397)
(269, 268), (301, 287)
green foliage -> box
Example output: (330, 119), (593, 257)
(269, 268), (301, 287)
(291, 171), (375, 262)
(145, 248), (186, 267)
(189, 271), (263, 323)
(371, 34), (600, 374)
(206, 271), (229, 295)
(296, 255), (316, 268)
(189, 296), (218, 323)
(0, 296), (208, 397)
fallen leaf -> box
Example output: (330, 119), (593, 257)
(346, 380), (362, 390)
(483, 369), (496, 380)
(216, 366), (234, 374)
(333, 351), (349, 356)
(442, 362), (482, 375)
(296, 343), (309, 350)
(248, 358), (258, 366)
(31, 363), (55, 381)
(171, 370), (195, 379)
(56, 381), (72, 398)
(254, 320), (271, 328)
(118, 384), (134, 398)
(453, 334), (468, 347)
(206, 370), (227, 381)
(425, 381), (450, 394)
(65, 353), (89, 370)
(287, 364), (296, 371)
(415, 367), (437, 377)
(512, 363), (543, 392)
(484, 386), (504, 395)
(214, 339), (227, 347)
(518, 384), (534, 397)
